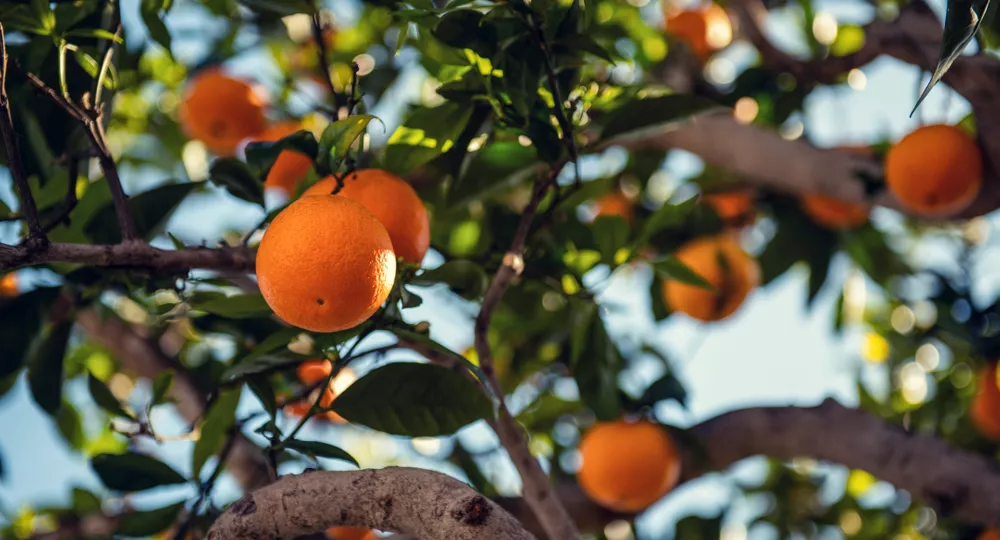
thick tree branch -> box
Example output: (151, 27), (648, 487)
(473, 168), (578, 540)
(207, 467), (535, 540)
(0, 242), (254, 272)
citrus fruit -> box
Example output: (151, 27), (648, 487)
(284, 397), (312, 418)
(304, 170), (431, 265)
(593, 191), (633, 223)
(884, 124), (983, 217)
(800, 195), (869, 230)
(662, 234), (759, 322)
(970, 363), (1000, 441)
(256, 195), (396, 332)
(577, 419), (681, 512)
(979, 529), (1000, 540)
(297, 359), (332, 385)
(664, 3), (732, 59)
(178, 69), (267, 156)
(327, 526), (376, 540)
(254, 121), (314, 194)
(0, 273), (17, 297)
(702, 190), (755, 228)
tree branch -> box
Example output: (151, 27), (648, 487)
(0, 242), (254, 272)
(207, 467), (536, 540)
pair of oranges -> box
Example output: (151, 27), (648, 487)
(282, 359), (355, 423)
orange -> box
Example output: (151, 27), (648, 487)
(327, 527), (376, 540)
(884, 124), (982, 217)
(702, 191), (755, 228)
(662, 235), (759, 322)
(970, 364), (1000, 441)
(577, 419), (681, 512)
(800, 195), (869, 229)
(284, 397), (312, 418)
(254, 121), (314, 194)
(593, 191), (633, 223)
(297, 359), (332, 385)
(256, 195), (396, 332)
(979, 529), (1000, 540)
(0, 273), (17, 296)
(179, 69), (267, 156)
(303, 170), (431, 265)
(664, 3), (732, 60)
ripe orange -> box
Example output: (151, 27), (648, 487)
(800, 195), (869, 230)
(662, 234), (759, 322)
(256, 195), (396, 332)
(304, 170), (430, 265)
(284, 397), (312, 418)
(979, 529), (1000, 540)
(0, 273), (17, 296)
(297, 359), (332, 385)
(179, 69), (267, 156)
(702, 190), (755, 228)
(577, 419), (681, 512)
(593, 191), (633, 223)
(254, 121), (314, 194)
(884, 124), (983, 217)
(664, 3), (732, 60)
(327, 526), (376, 540)
(970, 363), (1000, 441)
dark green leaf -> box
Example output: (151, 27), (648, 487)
(592, 216), (630, 266)
(192, 387), (242, 476)
(432, 9), (496, 57)
(140, 0), (172, 55)
(151, 370), (174, 405)
(384, 102), (474, 175)
(599, 94), (722, 143)
(88, 372), (135, 420)
(222, 353), (307, 381)
(449, 142), (538, 205)
(71, 487), (102, 514)
(91, 452), (187, 491)
(194, 294), (272, 319)
(672, 512), (725, 539)
(28, 319), (72, 417)
(554, 34), (615, 62)
(653, 256), (714, 290)
(247, 374), (276, 417)
(0, 287), (60, 378)
(411, 260), (489, 300)
(639, 197), (698, 244)
(237, 0), (315, 15)
(209, 158), (264, 207)
(245, 130), (318, 180)
(317, 115), (378, 172)
(85, 182), (197, 243)
(635, 372), (687, 408)
(57, 400), (85, 450)
(331, 362), (492, 436)
(284, 439), (359, 466)
(912, 0), (991, 114)
(569, 301), (623, 421)
(116, 502), (185, 537)
(242, 327), (302, 364)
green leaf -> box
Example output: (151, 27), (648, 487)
(65, 28), (125, 43)
(242, 327), (302, 364)
(85, 182), (197, 243)
(0, 287), (60, 379)
(57, 401), (85, 450)
(87, 372), (135, 420)
(672, 512), (725, 539)
(245, 130), (318, 180)
(912, 0), (991, 115)
(383, 102), (473, 175)
(151, 370), (174, 405)
(638, 197), (697, 244)
(317, 115), (378, 172)
(284, 439), (359, 466)
(652, 256), (714, 290)
(209, 158), (264, 207)
(516, 393), (581, 432)
(192, 387), (242, 477)
(331, 363), (492, 436)
(194, 294), (272, 319)
(91, 452), (187, 491)
(432, 9), (497, 57)
(222, 353), (307, 381)
(592, 216), (630, 266)
(140, 0), (172, 55)
(598, 94), (721, 144)
(411, 260), (489, 300)
(27, 318), (73, 417)
(247, 374), (277, 417)
(237, 0), (316, 15)
(635, 372), (687, 408)
(449, 142), (539, 206)
(116, 502), (185, 537)
(554, 34), (615, 63)
(569, 301), (623, 421)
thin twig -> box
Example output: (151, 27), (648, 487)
(94, 23), (122, 105)
(0, 23), (45, 244)
(310, 11), (340, 111)
(473, 163), (578, 540)
(330, 63), (361, 196)
(174, 425), (242, 540)
(530, 14), (580, 185)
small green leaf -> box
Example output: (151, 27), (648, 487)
(635, 372), (687, 408)
(151, 370), (174, 405)
(28, 318), (73, 417)
(331, 363), (492, 437)
(222, 353), (308, 381)
(209, 158), (264, 207)
(85, 182), (197, 243)
(449, 142), (539, 206)
(65, 28), (125, 43)
(88, 372), (135, 420)
(91, 452), (187, 491)
(194, 294), (272, 319)
(432, 9), (496, 57)
(116, 502), (185, 537)
(242, 327), (302, 364)
(592, 215), (630, 266)
(245, 130), (318, 180)
(0, 287), (60, 379)
(57, 400), (85, 450)
(554, 34), (615, 62)
(317, 115), (378, 172)
(652, 256), (714, 290)
(247, 374), (277, 417)
(192, 387), (242, 477)
(411, 260), (488, 300)
(569, 301), (623, 421)
(284, 439), (359, 466)
(911, 0), (991, 115)
(599, 94), (722, 144)
(383, 102), (473, 175)
(639, 197), (698, 244)
(140, 0), (172, 56)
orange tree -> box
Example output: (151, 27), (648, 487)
(1, 0), (1000, 539)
